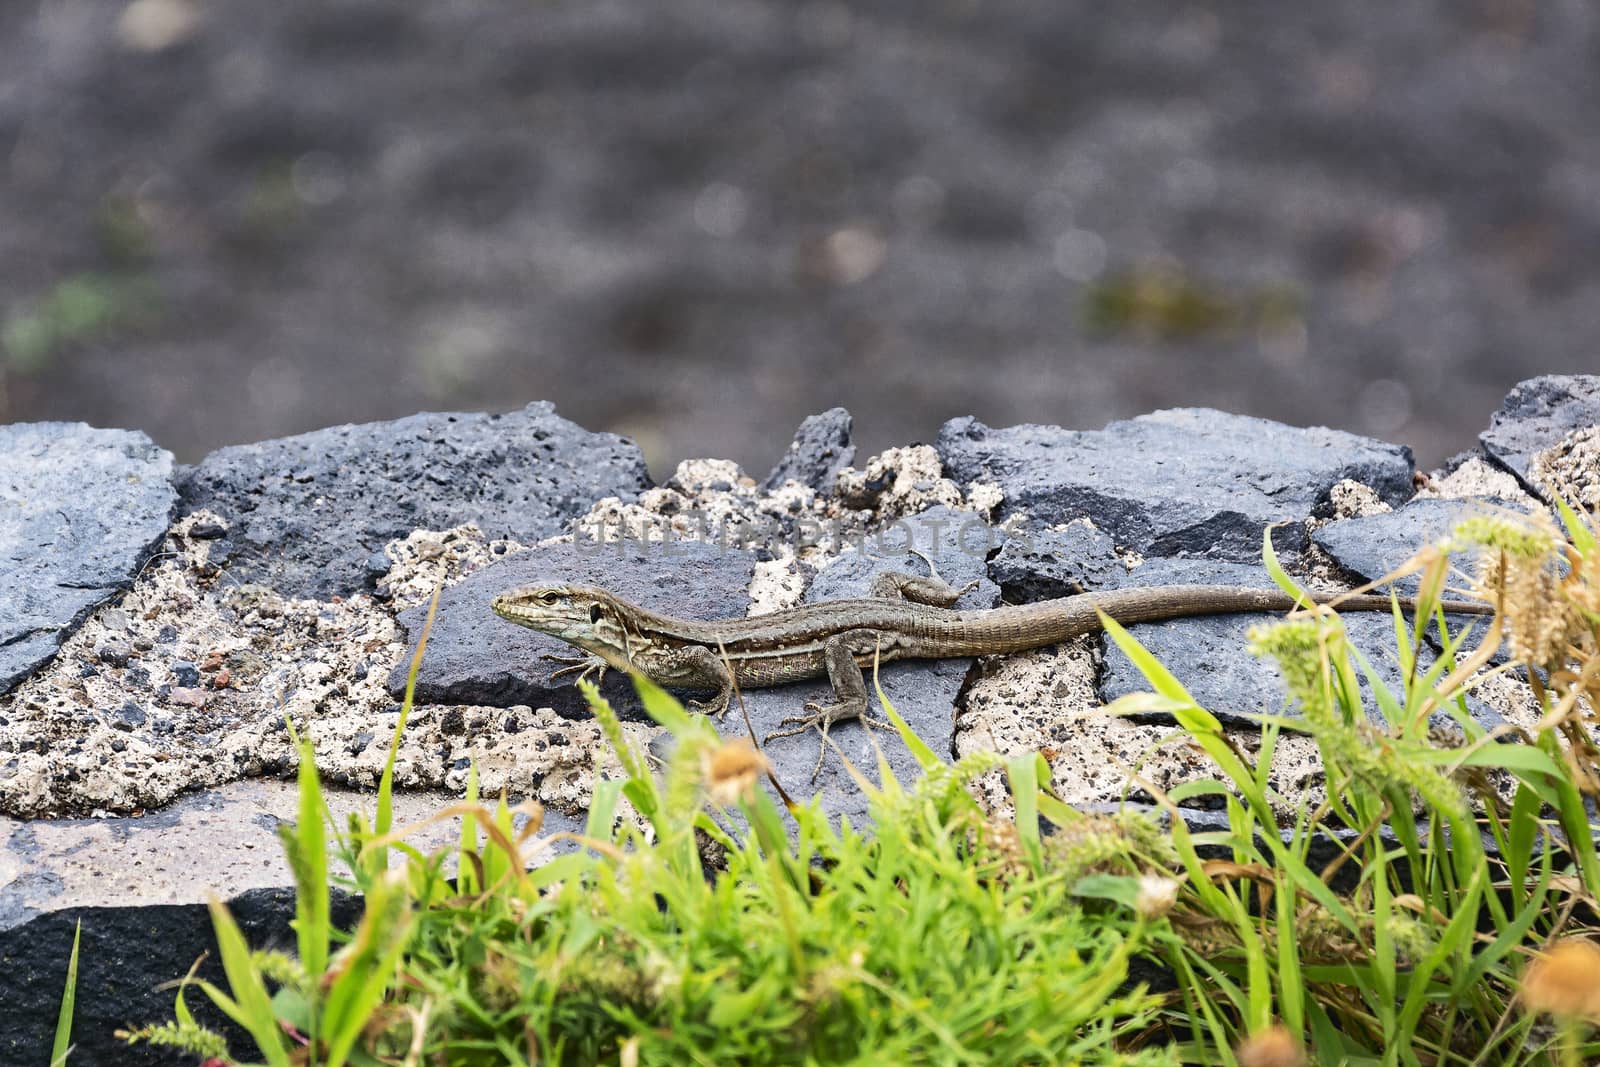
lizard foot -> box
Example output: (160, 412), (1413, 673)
(688, 690), (732, 720)
(908, 546), (980, 597)
(763, 700), (888, 781)
(542, 653), (608, 686)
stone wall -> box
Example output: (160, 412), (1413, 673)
(2, 376), (1597, 1063)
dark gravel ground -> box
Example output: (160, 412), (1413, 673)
(2, 0), (1596, 474)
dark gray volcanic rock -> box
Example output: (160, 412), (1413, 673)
(1316, 497), (1539, 671)
(0, 424), (176, 694)
(1313, 498), (1494, 596)
(1480, 375), (1600, 493)
(763, 407), (855, 492)
(391, 539), (756, 716)
(1098, 558), (1503, 732)
(937, 409), (1415, 561)
(0, 888), (353, 1067)
(176, 403), (651, 599)
(987, 522), (1122, 603)
(727, 656), (975, 821)
(1097, 558), (1296, 727)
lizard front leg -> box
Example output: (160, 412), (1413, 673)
(542, 652), (609, 686)
(665, 645), (736, 720)
(764, 629), (891, 780)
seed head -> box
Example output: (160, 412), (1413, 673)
(1522, 938), (1600, 1019)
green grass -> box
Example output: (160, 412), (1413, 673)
(50, 921), (80, 1067)
(116, 510), (1600, 1065)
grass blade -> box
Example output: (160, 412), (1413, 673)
(372, 579), (442, 879)
(49, 920), (80, 1067)
(207, 897), (292, 1067)
(291, 727), (330, 983)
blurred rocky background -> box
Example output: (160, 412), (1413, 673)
(2, 0), (1595, 475)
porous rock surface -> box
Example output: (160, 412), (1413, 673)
(0, 423), (176, 694)
(936, 408), (1416, 561)
(1094, 556), (1504, 733)
(762, 406), (856, 492)
(3, 380), (1599, 1064)
(1480, 374), (1600, 498)
(174, 402), (651, 599)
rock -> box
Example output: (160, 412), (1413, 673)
(168, 687), (207, 708)
(987, 522), (1122, 602)
(175, 403), (651, 599)
(1479, 375), (1600, 496)
(936, 410), (1414, 561)
(0, 780), (584, 1066)
(0, 424), (176, 695)
(1097, 558), (1503, 732)
(114, 701), (147, 730)
(95, 640), (132, 668)
(1313, 498), (1493, 596)
(362, 550), (392, 587)
(389, 538), (758, 715)
(762, 407), (855, 492)
(186, 519), (226, 540)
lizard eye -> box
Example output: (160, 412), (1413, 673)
(589, 604), (604, 624)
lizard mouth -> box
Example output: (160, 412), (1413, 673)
(488, 593), (527, 622)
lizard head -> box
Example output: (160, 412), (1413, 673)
(490, 583), (637, 669)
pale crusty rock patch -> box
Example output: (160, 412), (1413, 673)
(835, 445), (965, 517)
(573, 457), (868, 569)
(2, 510), (401, 816)
(568, 447), (995, 611)
(1460, 659), (1545, 733)
(1418, 455), (1541, 508)
(748, 558), (807, 616)
(1528, 425), (1600, 512)
(964, 480), (1005, 519)
(381, 524), (530, 609)
(1297, 542), (1366, 591)
(1326, 478), (1393, 520)
(0, 518), (633, 818)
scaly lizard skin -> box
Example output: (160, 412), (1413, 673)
(491, 562), (1491, 775)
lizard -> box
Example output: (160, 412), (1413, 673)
(490, 557), (1492, 777)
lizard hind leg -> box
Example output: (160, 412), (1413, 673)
(761, 629), (890, 781)
(870, 546), (980, 607)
